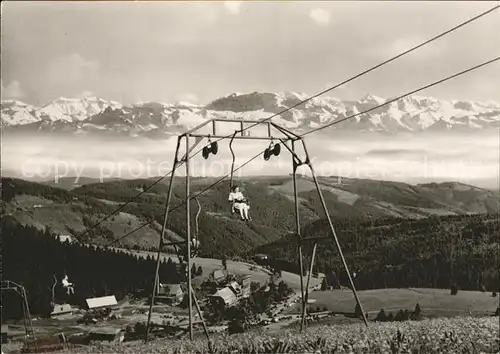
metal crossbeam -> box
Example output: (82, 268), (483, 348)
(182, 118), (298, 141)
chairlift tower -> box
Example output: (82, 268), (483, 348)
(1, 280), (37, 353)
(144, 118), (368, 347)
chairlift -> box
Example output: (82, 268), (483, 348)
(263, 140), (281, 161)
(202, 136), (218, 160)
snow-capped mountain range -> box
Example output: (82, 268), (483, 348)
(2, 92), (499, 137)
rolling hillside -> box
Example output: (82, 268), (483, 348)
(2, 175), (498, 257)
(254, 213), (499, 292)
(41, 177), (124, 190)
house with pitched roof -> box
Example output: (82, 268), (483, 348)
(156, 284), (184, 305)
(209, 287), (238, 309)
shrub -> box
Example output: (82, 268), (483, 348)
(250, 282), (260, 294)
(413, 303), (422, 317)
(375, 309), (388, 322)
(227, 318), (246, 335)
(179, 294), (189, 309)
(134, 322), (146, 334)
(411, 303), (422, 320)
(354, 303), (362, 318)
(394, 309), (405, 322)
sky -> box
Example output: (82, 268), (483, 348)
(1, 1), (499, 106)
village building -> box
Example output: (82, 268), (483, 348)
(88, 328), (124, 345)
(211, 269), (229, 285)
(240, 274), (252, 287)
(50, 304), (74, 318)
(238, 274), (252, 297)
(58, 235), (73, 243)
(228, 281), (242, 297)
(209, 287), (238, 309)
(156, 284), (184, 306)
(85, 295), (118, 311)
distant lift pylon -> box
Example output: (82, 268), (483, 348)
(1, 280), (38, 353)
(144, 118), (369, 348)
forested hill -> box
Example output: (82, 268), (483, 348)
(1, 217), (186, 319)
(253, 214), (499, 292)
(2, 176), (499, 257)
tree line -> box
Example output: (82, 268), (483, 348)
(253, 213), (500, 292)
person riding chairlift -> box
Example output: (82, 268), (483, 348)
(61, 275), (75, 296)
(190, 237), (200, 257)
(228, 186), (251, 221)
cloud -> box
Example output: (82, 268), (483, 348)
(77, 90), (96, 99)
(1, 79), (25, 99)
(369, 36), (438, 59)
(309, 8), (331, 26)
(177, 93), (199, 103)
(224, 1), (242, 15)
(47, 53), (99, 85)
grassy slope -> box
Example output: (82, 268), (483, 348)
(3, 192), (162, 248)
(59, 316), (499, 353)
(41, 177), (123, 191)
(289, 288), (499, 316)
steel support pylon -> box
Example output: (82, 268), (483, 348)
(144, 120), (368, 350)
(144, 135), (211, 348)
(1, 281), (38, 353)
(293, 137), (369, 329)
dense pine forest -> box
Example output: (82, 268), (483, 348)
(1, 217), (185, 319)
(254, 214), (500, 292)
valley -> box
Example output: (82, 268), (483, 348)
(3, 1), (500, 352)
(2, 174), (499, 353)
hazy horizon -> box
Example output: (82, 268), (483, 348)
(3, 130), (498, 190)
(2, 2), (499, 190)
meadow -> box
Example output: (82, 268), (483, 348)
(292, 288), (499, 317)
(62, 316), (499, 353)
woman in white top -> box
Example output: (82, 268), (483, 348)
(228, 186), (251, 221)
(62, 275), (75, 295)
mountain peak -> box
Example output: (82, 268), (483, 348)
(173, 101), (199, 108)
(360, 93), (385, 105)
(2, 92), (499, 136)
(1, 99), (30, 107)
